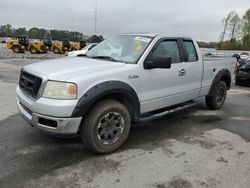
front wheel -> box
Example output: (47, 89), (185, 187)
(206, 81), (227, 110)
(53, 47), (60, 54)
(12, 45), (21, 53)
(80, 100), (131, 154)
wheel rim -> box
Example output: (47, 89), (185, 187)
(14, 47), (19, 53)
(216, 84), (226, 105)
(97, 112), (124, 145)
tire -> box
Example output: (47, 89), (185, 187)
(80, 99), (131, 154)
(53, 47), (60, 54)
(206, 81), (227, 110)
(12, 45), (21, 53)
(30, 46), (38, 54)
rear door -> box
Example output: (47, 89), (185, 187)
(140, 38), (203, 113)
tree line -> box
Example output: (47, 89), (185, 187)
(199, 8), (250, 50)
(0, 24), (104, 43)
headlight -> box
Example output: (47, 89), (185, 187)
(42, 81), (77, 99)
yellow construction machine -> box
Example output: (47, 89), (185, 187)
(52, 39), (71, 54)
(6, 35), (29, 53)
(41, 38), (52, 51)
(70, 40), (87, 51)
(28, 40), (47, 54)
(6, 35), (48, 54)
(52, 40), (86, 54)
(70, 42), (81, 51)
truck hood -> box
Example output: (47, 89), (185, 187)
(24, 57), (126, 81)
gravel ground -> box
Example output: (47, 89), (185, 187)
(0, 53), (250, 188)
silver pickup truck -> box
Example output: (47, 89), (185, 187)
(16, 33), (236, 153)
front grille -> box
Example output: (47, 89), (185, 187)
(19, 70), (42, 99)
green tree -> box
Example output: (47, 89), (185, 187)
(87, 35), (104, 43)
(242, 8), (250, 50)
(229, 12), (241, 41)
(14, 27), (27, 36)
(0, 24), (13, 37)
(219, 11), (234, 49)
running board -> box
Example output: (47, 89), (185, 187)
(136, 101), (196, 123)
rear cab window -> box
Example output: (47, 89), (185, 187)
(183, 40), (198, 62)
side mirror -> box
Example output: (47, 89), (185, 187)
(144, 55), (172, 69)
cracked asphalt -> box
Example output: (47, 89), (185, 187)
(0, 49), (250, 188)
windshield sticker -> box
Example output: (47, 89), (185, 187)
(135, 44), (143, 52)
(135, 36), (151, 43)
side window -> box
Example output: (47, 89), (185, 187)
(183, 41), (198, 62)
(153, 40), (181, 64)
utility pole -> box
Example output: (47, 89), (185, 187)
(94, 0), (97, 34)
(71, 19), (74, 31)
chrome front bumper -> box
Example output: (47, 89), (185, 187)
(17, 98), (82, 135)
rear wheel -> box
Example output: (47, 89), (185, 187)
(206, 81), (227, 110)
(12, 45), (21, 53)
(30, 46), (38, 54)
(80, 100), (131, 154)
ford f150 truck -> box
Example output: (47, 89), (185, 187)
(16, 33), (236, 153)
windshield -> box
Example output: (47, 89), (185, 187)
(86, 35), (153, 64)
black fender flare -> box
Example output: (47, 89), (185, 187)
(71, 81), (140, 118)
(207, 69), (231, 96)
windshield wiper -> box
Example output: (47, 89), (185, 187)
(90, 56), (118, 62)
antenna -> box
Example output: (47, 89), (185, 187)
(94, 0), (97, 34)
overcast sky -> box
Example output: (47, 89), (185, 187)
(0, 0), (249, 41)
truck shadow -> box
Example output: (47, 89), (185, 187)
(123, 102), (224, 152)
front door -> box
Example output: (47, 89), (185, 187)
(140, 38), (202, 114)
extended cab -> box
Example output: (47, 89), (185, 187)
(16, 34), (236, 153)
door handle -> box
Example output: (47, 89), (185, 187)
(179, 69), (186, 76)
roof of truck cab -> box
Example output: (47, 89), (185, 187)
(122, 33), (192, 40)
(122, 33), (160, 37)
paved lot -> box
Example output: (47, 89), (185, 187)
(0, 56), (250, 188)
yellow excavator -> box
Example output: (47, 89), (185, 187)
(6, 35), (29, 53)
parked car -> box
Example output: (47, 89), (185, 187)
(235, 58), (250, 86)
(66, 43), (97, 57)
(16, 34), (235, 153)
(240, 52), (249, 60)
